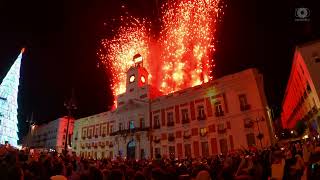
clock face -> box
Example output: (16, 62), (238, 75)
(141, 76), (146, 83)
(129, 75), (135, 83)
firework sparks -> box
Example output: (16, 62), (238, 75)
(99, 0), (222, 101)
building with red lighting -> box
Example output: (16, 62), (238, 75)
(23, 116), (74, 153)
(72, 56), (274, 159)
(281, 40), (320, 134)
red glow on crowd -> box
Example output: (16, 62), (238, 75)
(98, 0), (223, 100)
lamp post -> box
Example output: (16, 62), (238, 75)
(26, 112), (35, 148)
(63, 90), (77, 155)
(253, 117), (264, 148)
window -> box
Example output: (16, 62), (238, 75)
(154, 115), (160, 128)
(239, 94), (248, 107)
(215, 101), (224, 116)
(129, 120), (135, 130)
(89, 129), (92, 137)
(95, 127), (99, 136)
(201, 142), (209, 157)
(184, 144), (191, 157)
(102, 127), (106, 135)
(140, 118), (145, 128)
(239, 94), (250, 111)
(181, 109), (189, 121)
(200, 127), (208, 136)
(155, 148), (161, 156)
(218, 124), (224, 130)
(167, 112), (174, 126)
(110, 125), (113, 133)
(169, 146), (175, 156)
(117, 124), (123, 133)
(246, 133), (256, 146)
(197, 105), (206, 119)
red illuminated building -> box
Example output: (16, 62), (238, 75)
(281, 40), (320, 134)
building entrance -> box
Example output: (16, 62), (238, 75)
(127, 140), (136, 159)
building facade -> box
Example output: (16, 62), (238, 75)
(72, 57), (274, 159)
(281, 40), (320, 134)
(23, 116), (74, 153)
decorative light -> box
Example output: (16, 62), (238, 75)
(0, 48), (24, 147)
(141, 76), (146, 83)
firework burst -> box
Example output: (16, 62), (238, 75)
(99, 0), (222, 101)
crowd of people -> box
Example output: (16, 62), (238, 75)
(0, 139), (320, 180)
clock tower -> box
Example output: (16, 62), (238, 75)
(126, 54), (149, 92)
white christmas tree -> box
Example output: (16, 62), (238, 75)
(0, 48), (24, 147)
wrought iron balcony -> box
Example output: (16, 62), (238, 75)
(153, 124), (161, 129)
(197, 114), (207, 121)
(182, 118), (190, 124)
(215, 111), (224, 117)
(183, 134), (191, 139)
(168, 135), (175, 141)
(153, 138), (160, 143)
(240, 104), (251, 111)
(244, 122), (254, 128)
(167, 121), (174, 127)
(217, 128), (227, 134)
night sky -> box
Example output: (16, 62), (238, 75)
(0, 0), (319, 140)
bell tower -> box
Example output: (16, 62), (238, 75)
(126, 54), (149, 92)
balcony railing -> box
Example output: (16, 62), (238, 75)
(182, 118), (190, 124)
(215, 111), (224, 117)
(240, 104), (251, 111)
(200, 131), (208, 137)
(153, 125), (161, 129)
(167, 121), (174, 127)
(244, 122), (254, 128)
(218, 128), (227, 134)
(197, 114), (207, 121)
(168, 136), (175, 141)
(183, 134), (191, 139)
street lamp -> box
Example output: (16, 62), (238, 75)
(26, 113), (35, 148)
(63, 90), (77, 155)
(252, 117), (264, 148)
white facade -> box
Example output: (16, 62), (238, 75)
(24, 116), (74, 153)
(72, 59), (274, 159)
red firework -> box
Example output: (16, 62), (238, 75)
(99, 0), (222, 101)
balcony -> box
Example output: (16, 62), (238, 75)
(244, 122), (254, 128)
(153, 138), (160, 144)
(153, 125), (160, 129)
(183, 134), (191, 139)
(182, 118), (190, 124)
(168, 136), (175, 142)
(200, 131), (208, 137)
(109, 143), (113, 148)
(215, 111), (224, 117)
(167, 121), (174, 127)
(240, 104), (251, 111)
(218, 128), (227, 134)
(197, 114), (207, 121)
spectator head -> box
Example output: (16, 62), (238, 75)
(134, 171), (146, 180)
(109, 169), (124, 180)
(151, 168), (165, 180)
